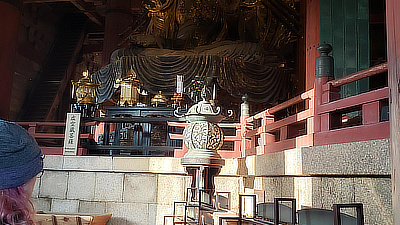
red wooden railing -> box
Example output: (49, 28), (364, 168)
(242, 89), (315, 156)
(16, 64), (389, 157)
(314, 62), (389, 146)
(17, 121), (96, 155)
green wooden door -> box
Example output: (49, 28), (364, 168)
(320, 0), (369, 98)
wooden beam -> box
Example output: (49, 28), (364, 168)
(70, 0), (104, 25)
(23, 0), (68, 3)
(386, 0), (400, 223)
(102, 0), (132, 65)
(0, 1), (22, 119)
(305, 0), (319, 91)
(23, 0), (104, 25)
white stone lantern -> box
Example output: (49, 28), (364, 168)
(176, 86), (225, 193)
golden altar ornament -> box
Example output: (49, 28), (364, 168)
(151, 91), (169, 107)
(118, 68), (141, 107)
(71, 71), (99, 104)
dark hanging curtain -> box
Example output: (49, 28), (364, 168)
(92, 42), (291, 103)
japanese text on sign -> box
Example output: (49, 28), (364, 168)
(63, 113), (81, 155)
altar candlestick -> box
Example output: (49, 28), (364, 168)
(212, 83), (216, 100)
(177, 75), (183, 95)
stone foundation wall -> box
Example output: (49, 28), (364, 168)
(33, 156), (191, 225)
(33, 139), (392, 224)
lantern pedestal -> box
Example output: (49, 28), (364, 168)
(186, 166), (222, 202)
(177, 92), (226, 198)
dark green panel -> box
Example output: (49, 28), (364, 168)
(331, 0), (344, 79)
(358, 0), (369, 20)
(344, 20), (357, 69)
(320, 0), (333, 45)
(344, 0), (356, 20)
(357, 0), (370, 93)
(320, 0), (369, 98)
(357, 0), (370, 70)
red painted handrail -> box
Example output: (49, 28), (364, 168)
(16, 121), (96, 155)
(242, 89), (315, 156)
(327, 62), (387, 88)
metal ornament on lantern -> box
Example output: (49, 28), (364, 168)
(118, 67), (141, 107)
(175, 86), (225, 198)
(71, 71), (100, 118)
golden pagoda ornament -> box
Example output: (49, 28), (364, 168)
(151, 91), (169, 107)
(71, 71), (99, 104)
(118, 67), (141, 107)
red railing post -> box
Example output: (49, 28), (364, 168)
(362, 101), (380, 125)
(262, 115), (275, 143)
(27, 122), (37, 135)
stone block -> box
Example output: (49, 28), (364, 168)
(294, 177), (313, 209)
(284, 148), (302, 175)
(354, 178), (393, 225)
(303, 139), (390, 175)
(67, 172), (96, 201)
(311, 177), (355, 210)
(32, 176), (41, 198)
(63, 156), (112, 171)
(215, 176), (244, 212)
(280, 177), (295, 198)
(310, 177), (392, 225)
(79, 201), (106, 214)
(51, 199), (79, 213)
(246, 156), (256, 176)
(157, 175), (191, 205)
(255, 151), (285, 176)
(123, 173), (158, 203)
(148, 157), (186, 173)
(43, 155), (63, 170)
(39, 171), (68, 199)
(149, 204), (174, 225)
(35, 198), (52, 211)
(106, 202), (149, 225)
(253, 177), (263, 190)
(94, 172), (124, 202)
(220, 158), (239, 176)
(113, 157), (149, 172)
(261, 177), (284, 203)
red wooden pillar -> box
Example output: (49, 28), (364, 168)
(306, 0), (320, 91)
(101, 0), (132, 66)
(386, 0), (400, 223)
(0, 0), (22, 119)
(296, 0), (307, 94)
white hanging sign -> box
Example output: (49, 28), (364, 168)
(63, 113), (81, 155)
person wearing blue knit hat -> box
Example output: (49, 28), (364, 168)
(0, 119), (44, 225)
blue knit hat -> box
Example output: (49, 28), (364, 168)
(0, 119), (43, 190)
